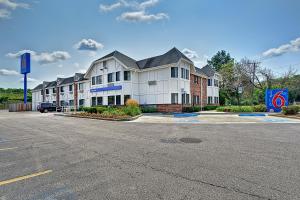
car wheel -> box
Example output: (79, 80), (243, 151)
(44, 109), (48, 113)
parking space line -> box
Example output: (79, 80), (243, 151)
(0, 147), (18, 151)
(0, 170), (52, 186)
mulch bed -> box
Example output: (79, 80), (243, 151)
(60, 113), (142, 121)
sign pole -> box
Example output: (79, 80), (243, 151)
(24, 73), (27, 105)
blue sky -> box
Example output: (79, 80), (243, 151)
(1, 0), (300, 88)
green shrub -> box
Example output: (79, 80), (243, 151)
(203, 105), (218, 111)
(96, 106), (107, 114)
(122, 106), (141, 116)
(182, 106), (201, 112)
(141, 106), (157, 113)
(282, 106), (299, 115)
(217, 106), (253, 112)
(253, 104), (267, 112)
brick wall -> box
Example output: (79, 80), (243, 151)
(74, 83), (78, 110)
(190, 74), (207, 106)
(201, 77), (207, 106)
(157, 104), (183, 113)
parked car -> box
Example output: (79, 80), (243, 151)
(39, 103), (61, 113)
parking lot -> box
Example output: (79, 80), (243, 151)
(1, 111), (300, 200)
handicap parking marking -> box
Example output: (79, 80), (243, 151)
(260, 117), (300, 123)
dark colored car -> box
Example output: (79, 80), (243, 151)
(39, 103), (61, 113)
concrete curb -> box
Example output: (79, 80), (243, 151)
(54, 113), (143, 121)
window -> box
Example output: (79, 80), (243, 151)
(52, 88), (56, 94)
(208, 96), (213, 104)
(214, 97), (219, 104)
(171, 93), (178, 104)
(181, 68), (185, 79)
(186, 69), (189, 80)
(194, 76), (199, 84)
(124, 71), (131, 81)
(171, 67), (178, 78)
(53, 101), (56, 105)
(182, 94), (190, 104)
(208, 79), (212, 86)
(46, 89), (49, 95)
(193, 95), (200, 105)
(124, 95), (131, 105)
(214, 79), (219, 87)
(96, 75), (102, 85)
(79, 99), (85, 106)
(60, 86), (64, 93)
(69, 85), (73, 92)
(79, 83), (84, 91)
(116, 95), (121, 105)
(116, 71), (120, 81)
(91, 97), (96, 106)
(108, 96), (115, 105)
(60, 100), (65, 106)
(69, 100), (74, 106)
(108, 73), (114, 83)
(97, 97), (103, 105)
(92, 77), (96, 85)
(103, 61), (107, 68)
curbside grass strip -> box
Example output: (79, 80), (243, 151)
(55, 113), (143, 121)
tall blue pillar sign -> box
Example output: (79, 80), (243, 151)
(265, 88), (288, 112)
(20, 53), (31, 104)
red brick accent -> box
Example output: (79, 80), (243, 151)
(190, 74), (207, 106)
(56, 87), (60, 106)
(157, 104), (183, 113)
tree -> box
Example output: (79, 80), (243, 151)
(207, 50), (234, 72)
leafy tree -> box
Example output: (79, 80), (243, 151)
(207, 50), (234, 71)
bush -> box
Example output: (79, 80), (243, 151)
(203, 105), (218, 111)
(217, 106), (253, 112)
(122, 106), (141, 116)
(125, 99), (139, 107)
(182, 106), (201, 112)
(253, 104), (267, 112)
(141, 106), (157, 113)
(96, 106), (107, 114)
(282, 106), (299, 115)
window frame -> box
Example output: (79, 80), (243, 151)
(171, 67), (178, 78)
(124, 71), (131, 81)
(116, 71), (120, 82)
(171, 93), (178, 104)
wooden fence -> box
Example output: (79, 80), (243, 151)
(9, 103), (32, 112)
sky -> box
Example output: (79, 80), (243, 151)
(0, 0), (300, 89)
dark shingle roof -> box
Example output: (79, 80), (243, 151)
(45, 81), (57, 88)
(136, 47), (193, 69)
(197, 65), (216, 77)
(59, 76), (74, 85)
(96, 51), (139, 69)
(95, 47), (193, 70)
(32, 84), (43, 91)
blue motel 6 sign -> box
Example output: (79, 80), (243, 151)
(265, 89), (288, 112)
(20, 53), (31, 104)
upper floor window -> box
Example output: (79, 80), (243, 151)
(208, 79), (212, 86)
(181, 68), (185, 79)
(108, 73), (114, 83)
(60, 86), (64, 93)
(214, 79), (219, 87)
(116, 71), (120, 82)
(52, 88), (56, 94)
(171, 67), (178, 78)
(69, 85), (73, 92)
(92, 77), (96, 85)
(124, 71), (131, 81)
(103, 61), (107, 68)
(185, 69), (189, 80)
(79, 83), (84, 91)
(46, 89), (49, 95)
(96, 75), (102, 85)
(194, 76), (199, 84)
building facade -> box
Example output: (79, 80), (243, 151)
(32, 48), (219, 112)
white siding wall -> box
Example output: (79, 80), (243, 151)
(207, 74), (220, 104)
(44, 87), (56, 103)
(32, 90), (42, 111)
(59, 84), (74, 106)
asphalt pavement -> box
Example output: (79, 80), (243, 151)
(0, 112), (300, 200)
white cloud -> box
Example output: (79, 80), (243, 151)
(263, 37), (300, 58)
(6, 50), (71, 65)
(99, 2), (122, 12)
(100, 0), (169, 22)
(75, 39), (104, 51)
(58, 64), (63, 68)
(0, 0), (29, 19)
(0, 68), (19, 76)
(182, 48), (208, 67)
(118, 10), (168, 22)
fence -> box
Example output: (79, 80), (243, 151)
(0, 103), (9, 110)
(9, 103), (32, 112)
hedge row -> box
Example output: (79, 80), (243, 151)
(216, 105), (267, 113)
(81, 105), (141, 117)
(282, 106), (299, 115)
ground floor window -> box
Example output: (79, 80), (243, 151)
(116, 95), (121, 105)
(79, 99), (85, 106)
(182, 94), (190, 104)
(53, 101), (56, 105)
(69, 100), (74, 106)
(193, 95), (200, 105)
(124, 95), (131, 105)
(92, 97), (96, 106)
(171, 93), (178, 104)
(108, 96), (115, 105)
(97, 97), (103, 105)
(208, 96), (213, 104)
(60, 100), (65, 106)
(214, 97), (219, 104)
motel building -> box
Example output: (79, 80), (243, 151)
(32, 48), (220, 112)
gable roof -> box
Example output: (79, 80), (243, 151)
(59, 76), (74, 85)
(32, 84), (43, 91)
(45, 81), (57, 88)
(96, 51), (139, 69)
(197, 65), (216, 77)
(136, 47), (193, 69)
